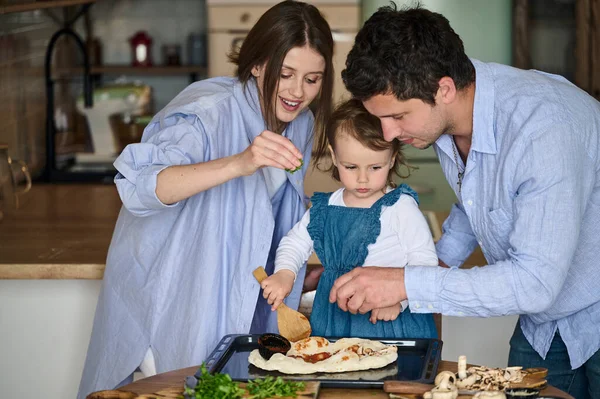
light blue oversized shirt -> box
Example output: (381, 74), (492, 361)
(405, 60), (600, 369)
(78, 77), (313, 398)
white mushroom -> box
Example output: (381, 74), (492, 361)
(473, 390), (506, 399)
(457, 355), (468, 380)
(434, 371), (457, 389)
(429, 386), (458, 399)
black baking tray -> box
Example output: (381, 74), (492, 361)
(186, 334), (442, 389)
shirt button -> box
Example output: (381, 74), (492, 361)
(414, 303), (421, 309)
(467, 200), (473, 206)
(427, 304), (434, 310)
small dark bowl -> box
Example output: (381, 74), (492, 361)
(258, 333), (291, 360)
(505, 388), (540, 399)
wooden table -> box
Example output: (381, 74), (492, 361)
(117, 360), (573, 399)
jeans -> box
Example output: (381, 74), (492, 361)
(508, 320), (600, 399)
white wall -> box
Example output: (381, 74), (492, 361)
(0, 280), (101, 399)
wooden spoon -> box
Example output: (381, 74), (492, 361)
(253, 266), (312, 342)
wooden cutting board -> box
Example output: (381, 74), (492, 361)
(384, 367), (548, 396)
(89, 381), (319, 399)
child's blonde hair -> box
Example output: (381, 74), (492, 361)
(312, 98), (412, 187)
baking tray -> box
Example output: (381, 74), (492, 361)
(188, 334), (442, 389)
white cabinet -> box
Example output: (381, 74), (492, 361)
(207, 1), (360, 105)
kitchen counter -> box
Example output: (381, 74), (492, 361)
(0, 184), (487, 280)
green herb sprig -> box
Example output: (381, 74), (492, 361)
(183, 364), (306, 399)
(184, 364), (245, 399)
(246, 376), (305, 399)
(285, 159), (304, 174)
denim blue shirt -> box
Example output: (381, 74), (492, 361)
(405, 60), (600, 369)
(78, 77), (313, 398)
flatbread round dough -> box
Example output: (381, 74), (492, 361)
(248, 337), (398, 375)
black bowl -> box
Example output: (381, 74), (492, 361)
(257, 333), (291, 360)
(505, 388), (540, 399)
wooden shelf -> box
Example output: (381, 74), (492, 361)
(52, 65), (207, 78)
(0, 0), (96, 15)
(91, 65), (207, 76)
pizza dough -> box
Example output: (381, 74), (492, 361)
(248, 337), (398, 374)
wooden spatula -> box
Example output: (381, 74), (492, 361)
(253, 266), (312, 342)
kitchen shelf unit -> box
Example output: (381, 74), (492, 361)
(54, 65), (207, 83)
(0, 0), (96, 15)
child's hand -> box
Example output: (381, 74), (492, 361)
(369, 303), (401, 324)
(261, 269), (296, 311)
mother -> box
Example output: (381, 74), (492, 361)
(78, 2), (334, 397)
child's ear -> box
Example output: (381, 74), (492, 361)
(390, 152), (397, 169)
(328, 145), (337, 166)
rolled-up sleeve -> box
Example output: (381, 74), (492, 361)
(114, 114), (206, 216)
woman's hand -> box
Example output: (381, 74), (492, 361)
(261, 269), (296, 310)
(236, 130), (303, 176)
(369, 303), (401, 324)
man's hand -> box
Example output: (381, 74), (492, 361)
(329, 267), (407, 314)
(369, 303), (401, 324)
(261, 269), (296, 311)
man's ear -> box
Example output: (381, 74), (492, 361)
(328, 144), (337, 166)
(437, 76), (457, 105)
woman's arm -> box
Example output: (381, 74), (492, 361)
(156, 130), (303, 205)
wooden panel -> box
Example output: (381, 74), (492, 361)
(0, 0), (95, 15)
(512, 0), (530, 69)
(208, 5), (359, 31)
(592, 0), (600, 100)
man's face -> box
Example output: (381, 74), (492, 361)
(363, 93), (448, 149)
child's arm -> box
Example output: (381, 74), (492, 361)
(370, 303), (401, 324)
(261, 269), (296, 311)
(261, 208), (314, 310)
(273, 207), (314, 277)
(396, 196), (438, 267)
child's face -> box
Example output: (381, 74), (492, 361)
(329, 130), (394, 207)
(253, 44), (325, 124)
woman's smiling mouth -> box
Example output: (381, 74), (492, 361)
(280, 96), (301, 111)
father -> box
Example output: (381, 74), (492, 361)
(331, 4), (600, 397)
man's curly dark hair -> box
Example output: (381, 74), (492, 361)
(342, 4), (475, 105)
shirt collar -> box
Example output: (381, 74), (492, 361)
(435, 59), (497, 156)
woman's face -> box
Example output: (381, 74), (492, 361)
(253, 45), (325, 124)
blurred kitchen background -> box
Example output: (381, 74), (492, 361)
(0, 0), (599, 398)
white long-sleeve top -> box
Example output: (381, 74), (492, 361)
(275, 187), (439, 312)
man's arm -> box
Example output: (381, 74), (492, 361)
(435, 203), (479, 267)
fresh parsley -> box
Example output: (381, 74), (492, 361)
(184, 364), (306, 399)
(285, 158), (304, 174)
(184, 364), (244, 399)
(246, 376), (305, 399)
